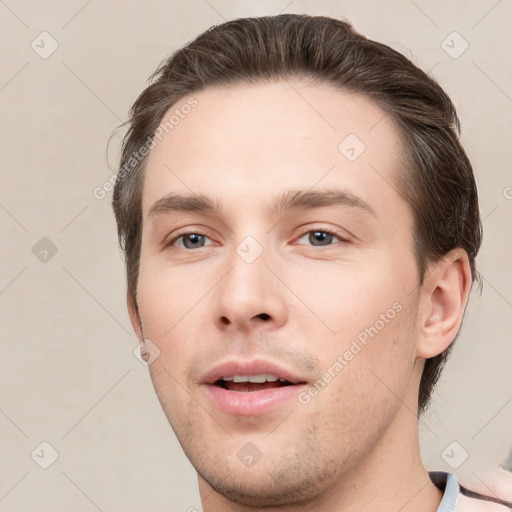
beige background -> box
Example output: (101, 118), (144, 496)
(1, 0), (511, 510)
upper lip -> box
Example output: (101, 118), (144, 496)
(200, 358), (309, 385)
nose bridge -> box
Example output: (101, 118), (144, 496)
(213, 231), (286, 330)
(225, 234), (269, 307)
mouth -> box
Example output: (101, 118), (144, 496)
(200, 359), (309, 416)
(213, 374), (295, 393)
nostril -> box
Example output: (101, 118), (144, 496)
(258, 313), (270, 321)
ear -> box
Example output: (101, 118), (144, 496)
(416, 248), (473, 359)
(127, 289), (144, 341)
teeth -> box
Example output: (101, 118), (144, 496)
(223, 374), (281, 383)
(248, 374), (267, 383)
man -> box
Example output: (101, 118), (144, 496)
(112, 14), (511, 511)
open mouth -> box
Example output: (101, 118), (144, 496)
(214, 375), (295, 393)
(201, 360), (309, 415)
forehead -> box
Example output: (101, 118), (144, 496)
(142, 80), (407, 222)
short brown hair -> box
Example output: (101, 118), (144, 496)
(112, 14), (482, 415)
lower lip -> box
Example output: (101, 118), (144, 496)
(203, 383), (308, 416)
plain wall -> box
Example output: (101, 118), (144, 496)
(1, 1), (511, 510)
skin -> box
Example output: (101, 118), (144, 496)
(127, 79), (472, 511)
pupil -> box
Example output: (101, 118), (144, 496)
(185, 234), (204, 248)
(310, 231), (332, 246)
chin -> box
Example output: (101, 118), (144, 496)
(199, 469), (324, 507)
(190, 442), (341, 507)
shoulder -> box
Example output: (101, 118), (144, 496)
(456, 468), (512, 512)
(429, 471), (512, 512)
(456, 491), (511, 512)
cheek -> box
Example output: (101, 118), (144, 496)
(136, 261), (207, 336)
(136, 262), (221, 388)
(282, 254), (412, 340)
(304, 306), (418, 447)
(147, 358), (203, 441)
(293, 257), (419, 401)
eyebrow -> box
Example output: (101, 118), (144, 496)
(147, 188), (376, 219)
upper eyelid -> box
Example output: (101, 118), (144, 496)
(294, 228), (348, 243)
(166, 225), (350, 248)
(164, 226), (217, 246)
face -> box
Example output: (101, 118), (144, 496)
(133, 80), (424, 506)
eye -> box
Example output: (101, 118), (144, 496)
(165, 227), (349, 251)
(167, 231), (215, 250)
(295, 228), (348, 247)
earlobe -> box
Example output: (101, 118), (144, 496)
(416, 249), (473, 359)
(127, 289), (144, 341)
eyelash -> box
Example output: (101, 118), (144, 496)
(165, 226), (350, 250)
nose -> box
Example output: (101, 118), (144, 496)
(213, 241), (288, 333)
